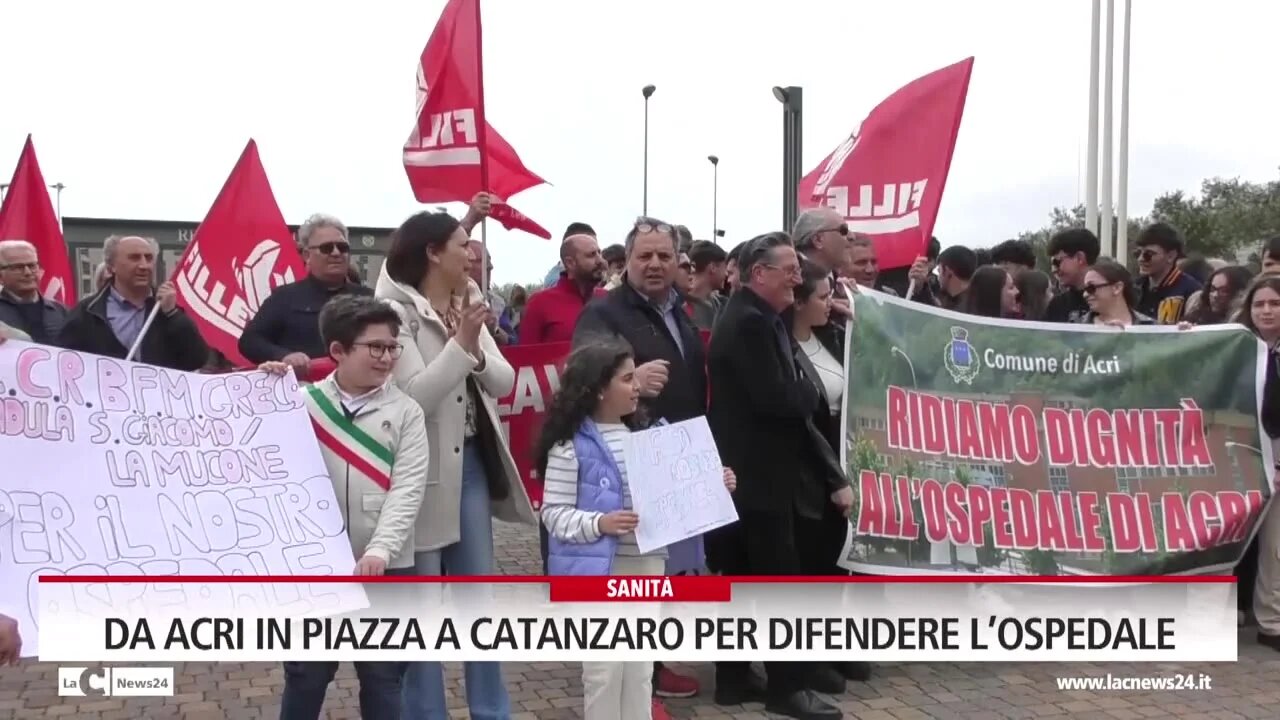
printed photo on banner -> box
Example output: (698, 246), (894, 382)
(839, 290), (1275, 576)
(0, 341), (368, 656)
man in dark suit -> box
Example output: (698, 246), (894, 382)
(707, 232), (852, 720)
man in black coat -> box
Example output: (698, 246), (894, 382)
(707, 231), (851, 720)
(57, 235), (208, 371)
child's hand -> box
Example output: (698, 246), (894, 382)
(259, 361), (292, 376)
(598, 510), (640, 536)
(723, 467), (737, 493)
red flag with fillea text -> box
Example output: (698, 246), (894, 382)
(171, 140), (305, 367)
(403, 0), (550, 239)
(0, 136), (76, 305)
(798, 57), (974, 270)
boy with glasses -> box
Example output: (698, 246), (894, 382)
(1133, 222), (1201, 324)
(1044, 228), (1101, 323)
(259, 294), (428, 720)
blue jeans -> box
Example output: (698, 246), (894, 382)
(402, 441), (511, 720)
(281, 568), (415, 720)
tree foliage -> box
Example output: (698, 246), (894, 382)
(1012, 170), (1280, 269)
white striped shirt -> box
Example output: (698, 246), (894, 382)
(540, 422), (666, 559)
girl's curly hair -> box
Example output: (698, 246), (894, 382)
(533, 335), (647, 480)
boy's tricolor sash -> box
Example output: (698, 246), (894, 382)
(304, 384), (394, 491)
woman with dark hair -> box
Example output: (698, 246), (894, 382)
(1229, 275), (1280, 649)
(1012, 269), (1053, 321)
(538, 339), (734, 720)
(959, 265), (1017, 318)
(787, 258), (845, 450)
(1184, 265), (1253, 325)
(1078, 259), (1154, 326)
(374, 210), (536, 719)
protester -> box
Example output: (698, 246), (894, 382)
(990, 239), (1037, 274)
(932, 245), (977, 310)
(723, 241), (747, 297)
(886, 236), (941, 302)
(1044, 228), (1100, 323)
(262, 295), (428, 720)
(57, 235), (208, 370)
(841, 234), (899, 295)
(239, 213), (374, 374)
(1079, 258), (1154, 327)
(1184, 265), (1252, 325)
(467, 240), (514, 346)
(501, 285), (527, 340)
(544, 222), (599, 287)
(685, 240), (728, 330)
(1133, 222), (1201, 323)
(374, 210), (536, 719)
(1179, 255), (1215, 286)
(0, 613), (19, 666)
(1261, 237), (1280, 275)
(676, 251), (694, 295)
(0, 239), (67, 344)
(960, 266), (1017, 319)
(674, 224), (694, 254)
(572, 216), (706, 706)
(1233, 274), (1280, 650)
(792, 208), (852, 326)
(520, 232), (607, 344)
(602, 243), (626, 287)
(537, 339), (735, 720)
(707, 232), (851, 720)
(1012, 269), (1053, 321)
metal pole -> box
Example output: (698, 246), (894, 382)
(50, 183), (65, 230)
(1116, 0), (1132, 261)
(1101, 0), (1115, 257)
(708, 155), (719, 241)
(642, 85), (655, 215)
(1086, 0), (1101, 235)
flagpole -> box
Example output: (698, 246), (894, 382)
(1116, 0), (1132, 261)
(1100, 0), (1115, 257)
(1085, 0), (1101, 236)
(473, 0), (491, 294)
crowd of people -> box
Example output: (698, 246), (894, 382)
(2, 194), (1280, 720)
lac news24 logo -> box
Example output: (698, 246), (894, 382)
(57, 666), (174, 697)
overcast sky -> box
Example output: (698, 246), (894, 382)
(2, 0), (1277, 285)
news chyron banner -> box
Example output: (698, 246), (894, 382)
(840, 290), (1275, 576)
(0, 340), (369, 657)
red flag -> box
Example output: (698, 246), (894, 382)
(403, 0), (550, 237)
(0, 136), (76, 305)
(798, 57), (974, 270)
(491, 201), (550, 239)
(172, 140), (305, 367)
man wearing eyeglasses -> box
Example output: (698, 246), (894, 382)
(0, 240), (67, 345)
(792, 208), (853, 326)
(1133, 222), (1202, 324)
(1044, 228), (1101, 323)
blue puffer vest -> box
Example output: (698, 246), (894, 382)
(546, 419), (626, 576)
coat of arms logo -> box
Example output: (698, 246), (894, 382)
(943, 326), (980, 385)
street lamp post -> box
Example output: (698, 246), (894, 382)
(707, 155), (719, 242)
(50, 182), (65, 229)
(642, 84), (656, 215)
(773, 86), (803, 232)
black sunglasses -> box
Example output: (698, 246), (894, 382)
(1081, 282), (1115, 295)
(678, 262), (693, 272)
(1134, 249), (1157, 261)
(311, 241), (351, 255)
(825, 224), (849, 236)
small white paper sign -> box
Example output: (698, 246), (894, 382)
(623, 417), (739, 554)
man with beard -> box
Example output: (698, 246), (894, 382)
(520, 232), (608, 344)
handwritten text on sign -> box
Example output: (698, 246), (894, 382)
(624, 417), (738, 554)
(0, 341), (366, 656)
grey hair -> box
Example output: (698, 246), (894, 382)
(792, 208), (835, 250)
(103, 234), (159, 265)
(738, 231), (794, 285)
(0, 239), (37, 258)
(624, 216), (678, 256)
(298, 213), (349, 248)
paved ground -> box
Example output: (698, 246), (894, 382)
(2, 520), (1276, 720)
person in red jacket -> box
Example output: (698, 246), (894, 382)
(520, 233), (607, 344)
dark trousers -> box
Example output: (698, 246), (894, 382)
(280, 567), (413, 720)
(714, 506), (844, 699)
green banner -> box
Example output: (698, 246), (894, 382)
(840, 291), (1274, 576)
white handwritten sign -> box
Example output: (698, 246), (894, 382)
(624, 417), (738, 554)
(0, 341), (367, 656)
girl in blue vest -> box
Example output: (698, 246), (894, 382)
(535, 338), (734, 720)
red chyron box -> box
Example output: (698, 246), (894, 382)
(548, 576), (733, 602)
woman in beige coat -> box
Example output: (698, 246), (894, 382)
(375, 210), (536, 720)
